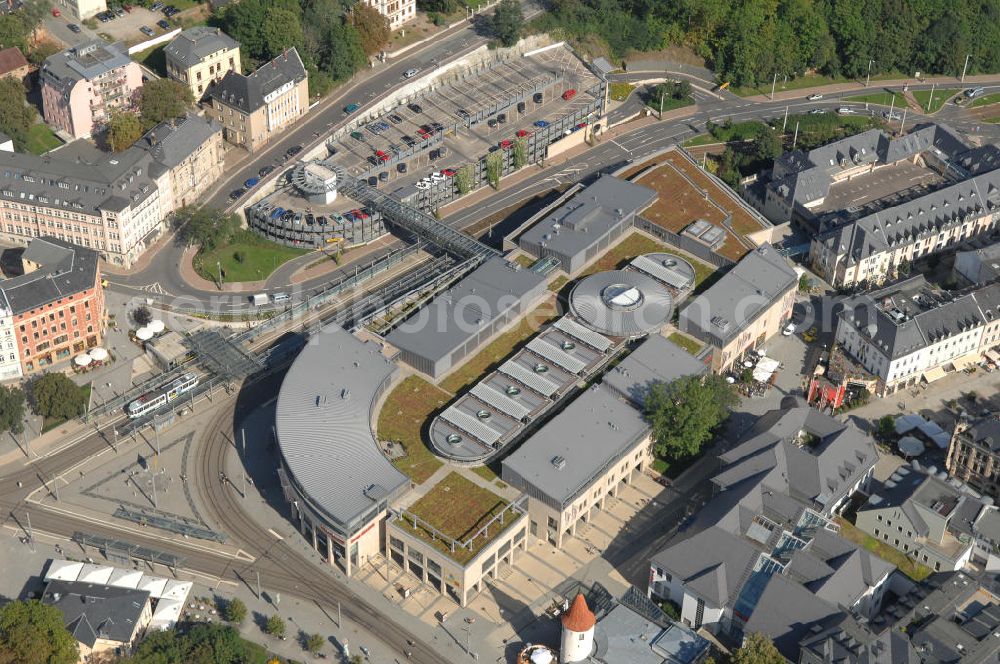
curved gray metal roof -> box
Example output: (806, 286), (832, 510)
(275, 323), (408, 533)
(569, 270), (672, 338)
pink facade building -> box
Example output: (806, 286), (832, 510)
(40, 40), (142, 140)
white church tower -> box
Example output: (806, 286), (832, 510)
(560, 592), (596, 663)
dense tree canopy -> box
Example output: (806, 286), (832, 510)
(644, 374), (738, 460)
(532, 0), (1000, 86)
(220, 0), (370, 93)
(733, 632), (785, 664)
(32, 373), (87, 421)
(0, 599), (78, 664)
(0, 78), (38, 153)
(349, 3), (391, 57)
(107, 111), (144, 151)
(173, 206), (240, 252)
(490, 0), (524, 47)
(0, 385), (27, 436)
(139, 79), (194, 129)
(116, 623), (274, 664)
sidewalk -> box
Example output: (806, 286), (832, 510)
(746, 74), (1000, 103)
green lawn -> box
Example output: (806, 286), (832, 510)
(397, 472), (514, 564)
(194, 233), (308, 283)
(972, 92), (1000, 108)
(682, 133), (722, 147)
(647, 95), (694, 113)
(667, 332), (702, 355)
(42, 384), (90, 433)
(609, 82), (636, 102)
(548, 275), (569, 293)
(842, 90), (907, 107)
(472, 464), (500, 482)
(512, 254), (534, 268)
(836, 518), (932, 581)
(439, 299), (559, 394)
(377, 375), (449, 484)
(25, 124), (62, 155)
(133, 43), (167, 77)
(912, 88), (960, 113)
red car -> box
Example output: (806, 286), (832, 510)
(442, 169), (456, 177)
(51, 7), (60, 16)
(500, 139), (512, 149)
(375, 150), (389, 163)
(353, 209), (369, 220)
(576, 122), (588, 129)
(515, 129), (532, 138)
(562, 89), (577, 101)
(416, 128), (430, 138)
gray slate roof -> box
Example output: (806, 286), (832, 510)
(650, 526), (759, 606)
(784, 528), (895, 609)
(386, 257), (546, 365)
(743, 573), (846, 660)
(501, 384), (649, 508)
(41, 40), (132, 95)
(164, 26), (238, 68)
(714, 405), (877, 512)
(839, 280), (1000, 360)
(206, 47), (306, 114)
(679, 243), (796, 348)
(2, 237), (99, 315)
(965, 418), (1000, 453)
(602, 334), (706, 406)
(0, 139), (156, 217)
(276, 323), (408, 532)
(42, 579), (150, 647)
(135, 114), (221, 170)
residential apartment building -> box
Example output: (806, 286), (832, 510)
(134, 114), (224, 210)
(164, 27), (241, 100)
(648, 401), (881, 637)
(40, 41), (142, 139)
(205, 48), (307, 153)
(677, 243), (797, 373)
(3, 237), (104, 374)
(954, 241), (1000, 286)
(855, 465), (984, 572)
(0, 141), (165, 267)
(52, 0), (106, 20)
(0, 291), (21, 381)
(835, 277), (1000, 395)
(360, 0), (415, 29)
(947, 417), (1000, 500)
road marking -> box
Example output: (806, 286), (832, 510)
(267, 528), (284, 540)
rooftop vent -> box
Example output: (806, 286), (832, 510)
(551, 456), (566, 470)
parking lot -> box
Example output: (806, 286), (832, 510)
(326, 45), (603, 195)
(85, 3), (199, 46)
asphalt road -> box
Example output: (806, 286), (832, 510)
(110, 66), (1000, 310)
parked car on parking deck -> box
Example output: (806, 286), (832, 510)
(345, 103), (360, 113)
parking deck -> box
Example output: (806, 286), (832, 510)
(246, 185), (385, 249)
(325, 45), (604, 200)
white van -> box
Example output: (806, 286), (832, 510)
(272, 292), (290, 303)
(252, 293), (268, 306)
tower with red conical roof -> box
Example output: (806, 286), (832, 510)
(560, 592), (596, 662)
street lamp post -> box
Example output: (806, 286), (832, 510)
(770, 72), (778, 100)
(961, 54), (971, 83)
(866, 59), (874, 88)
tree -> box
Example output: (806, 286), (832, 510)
(173, 206), (240, 252)
(262, 8), (304, 61)
(455, 164), (475, 195)
(139, 78), (193, 129)
(798, 273), (812, 293)
(876, 414), (896, 441)
(0, 385), (25, 435)
(320, 22), (367, 81)
(645, 374), (738, 460)
(306, 633), (324, 655)
(485, 151), (504, 190)
(490, 0), (523, 47)
(349, 3), (390, 57)
(132, 306), (153, 327)
(27, 40), (60, 67)
(223, 598), (247, 624)
(349, 655), (364, 664)
(0, 13), (30, 53)
(752, 126), (783, 162)
(0, 599), (79, 664)
(32, 373), (86, 421)
(418, 0), (460, 12)
(0, 78), (38, 151)
(733, 632), (785, 664)
(107, 111), (143, 152)
(513, 137), (528, 169)
(264, 615), (285, 638)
